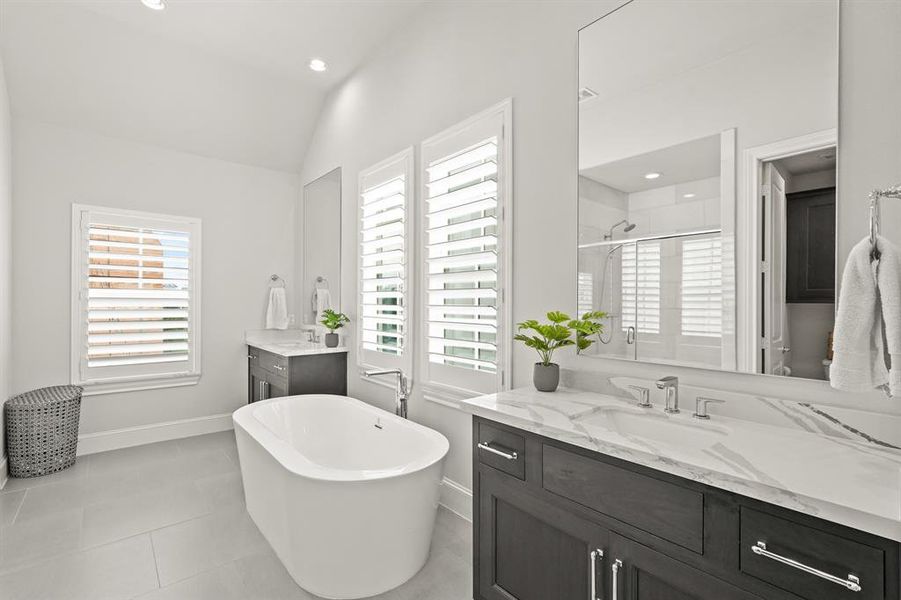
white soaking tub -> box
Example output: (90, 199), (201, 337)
(233, 394), (449, 599)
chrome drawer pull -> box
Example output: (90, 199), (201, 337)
(590, 548), (603, 600)
(477, 442), (518, 460)
(611, 559), (622, 600)
(751, 541), (861, 592)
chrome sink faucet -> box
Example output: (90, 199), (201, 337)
(656, 376), (680, 414)
(363, 368), (409, 419)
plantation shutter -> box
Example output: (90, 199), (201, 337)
(358, 149), (413, 371)
(621, 241), (661, 335)
(421, 102), (510, 394)
(72, 206), (201, 392)
(681, 235), (723, 337)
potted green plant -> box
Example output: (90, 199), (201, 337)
(320, 309), (350, 348)
(514, 311), (576, 392)
(569, 311), (607, 355)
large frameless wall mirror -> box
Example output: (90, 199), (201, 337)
(578, 0), (838, 380)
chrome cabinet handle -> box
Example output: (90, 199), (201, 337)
(272, 364), (285, 372)
(611, 559), (623, 600)
(590, 549), (603, 600)
(477, 442), (518, 460)
(258, 381), (265, 401)
(247, 354), (257, 359)
(751, 541), (861, 592)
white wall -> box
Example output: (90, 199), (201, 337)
(11, 119), (299, 434)
(0, 58), (11, 471)
(299, 0), (901, 498)
(299, 0), (620, 493)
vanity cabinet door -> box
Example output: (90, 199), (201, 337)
(608, 534), (762, 600)
(476, 466), (608, 600)
(248, 366), (287, 403)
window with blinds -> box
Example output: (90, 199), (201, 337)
(358, 149), (413, 370)
(621, 241), (661, 334)
(578, 272), (594, 318)
(421, 101), (510, 394)
(681, 236), (723, 337)
(71, 205), (201, 393)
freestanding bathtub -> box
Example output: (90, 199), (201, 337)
(233, 394), (449, 599)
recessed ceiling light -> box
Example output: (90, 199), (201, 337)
(309, 58), (328, 72)
(644, 172), (661, 180)
(141, 0), (165, 10)
(683, 193), (696, 199)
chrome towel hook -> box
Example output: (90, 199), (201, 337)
(868, 184), (901, 261)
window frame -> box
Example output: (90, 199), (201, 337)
(419, 99), (513, 400)
(356, 148), (415, 380)
(70, 204), (202, 395)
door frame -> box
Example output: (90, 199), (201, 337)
(737, 128), (838, 373)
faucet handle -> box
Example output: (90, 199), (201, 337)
(628, 385), (652, 408)
(693, 396), (725, 420)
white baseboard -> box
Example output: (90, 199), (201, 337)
(0, 455), (7, 490)
(77, 413), (234, 456)
(439, 476), (472, 522)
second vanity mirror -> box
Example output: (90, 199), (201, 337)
(578, 0), (838, 380)
(302, 167), (342, 325)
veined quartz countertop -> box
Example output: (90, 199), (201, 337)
(245, 329), (348, 357)
(457, 387), (901, 542)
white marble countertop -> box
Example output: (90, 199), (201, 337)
(457, 387), (901, 542)
(245, 329), (348, 357)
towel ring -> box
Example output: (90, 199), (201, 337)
(269, 274), (286, 288)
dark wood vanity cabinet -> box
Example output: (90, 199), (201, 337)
(473, 416), (900, 600)
(246, 346), (346, 403)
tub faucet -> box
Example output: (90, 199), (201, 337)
(656, 376), (680, 414)
(363, 369), (409, 419)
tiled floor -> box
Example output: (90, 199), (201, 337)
(0, 431), (472, 600)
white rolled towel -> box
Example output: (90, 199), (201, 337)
(314, 288), (332, 319)
(266, 287), (288, 330)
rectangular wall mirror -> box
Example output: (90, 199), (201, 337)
(302, 167), (342, 325)
(578, 0), (838, 380)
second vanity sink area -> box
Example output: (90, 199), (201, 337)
(245, 329), (347, 403)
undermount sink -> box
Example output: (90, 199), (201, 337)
(577, 407), (729, 449)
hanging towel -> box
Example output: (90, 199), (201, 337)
(266, 287), (289, 330)
(830, 236), (888, 393)
(314, 288), (332, 320)
(877, 235), (901, 396)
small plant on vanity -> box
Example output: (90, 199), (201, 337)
(515, 311), (575, 392)
(515, 310), (607, 392)
(320, 309), (350, 348)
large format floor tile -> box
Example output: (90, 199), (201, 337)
(0, 429), (474, 599)
(0, 534), (159, 600)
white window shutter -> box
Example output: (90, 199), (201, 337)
(358, 149), (414, 372)
(421, 100), (511, 395)
(71, 205), (201, 394)
(681, 236), (723, 337)
(621, 241), (661, 335)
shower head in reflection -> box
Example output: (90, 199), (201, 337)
(603, 219), (637, 240)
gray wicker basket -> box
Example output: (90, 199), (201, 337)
(4, 385), (83, 478)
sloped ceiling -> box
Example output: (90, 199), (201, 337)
(0, 0), (424, 173)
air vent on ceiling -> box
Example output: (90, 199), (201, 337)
(578, 87), (598, 103)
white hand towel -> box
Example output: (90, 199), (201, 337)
(266, 287), (289, 330)
(830, 236), (888, 392)
(314, 288), (332, 319)
(876, 235), (901, 396)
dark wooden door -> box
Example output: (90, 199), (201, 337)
(786, 187), (835, 303)
(477, 467), (608, 600)
(609, 533), (762, 600)
(266, 376), (287, 399)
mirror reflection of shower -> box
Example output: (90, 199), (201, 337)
(598, 221), (637, 344)
(603, 219), (637, 240)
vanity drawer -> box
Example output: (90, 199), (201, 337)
(739, 507), (885, 600)
(258, 349), (289, 378)
(476, 422), (525, 480)
(542, 445), (704, 553)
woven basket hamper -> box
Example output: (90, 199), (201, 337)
(4, 385), (83, 478)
